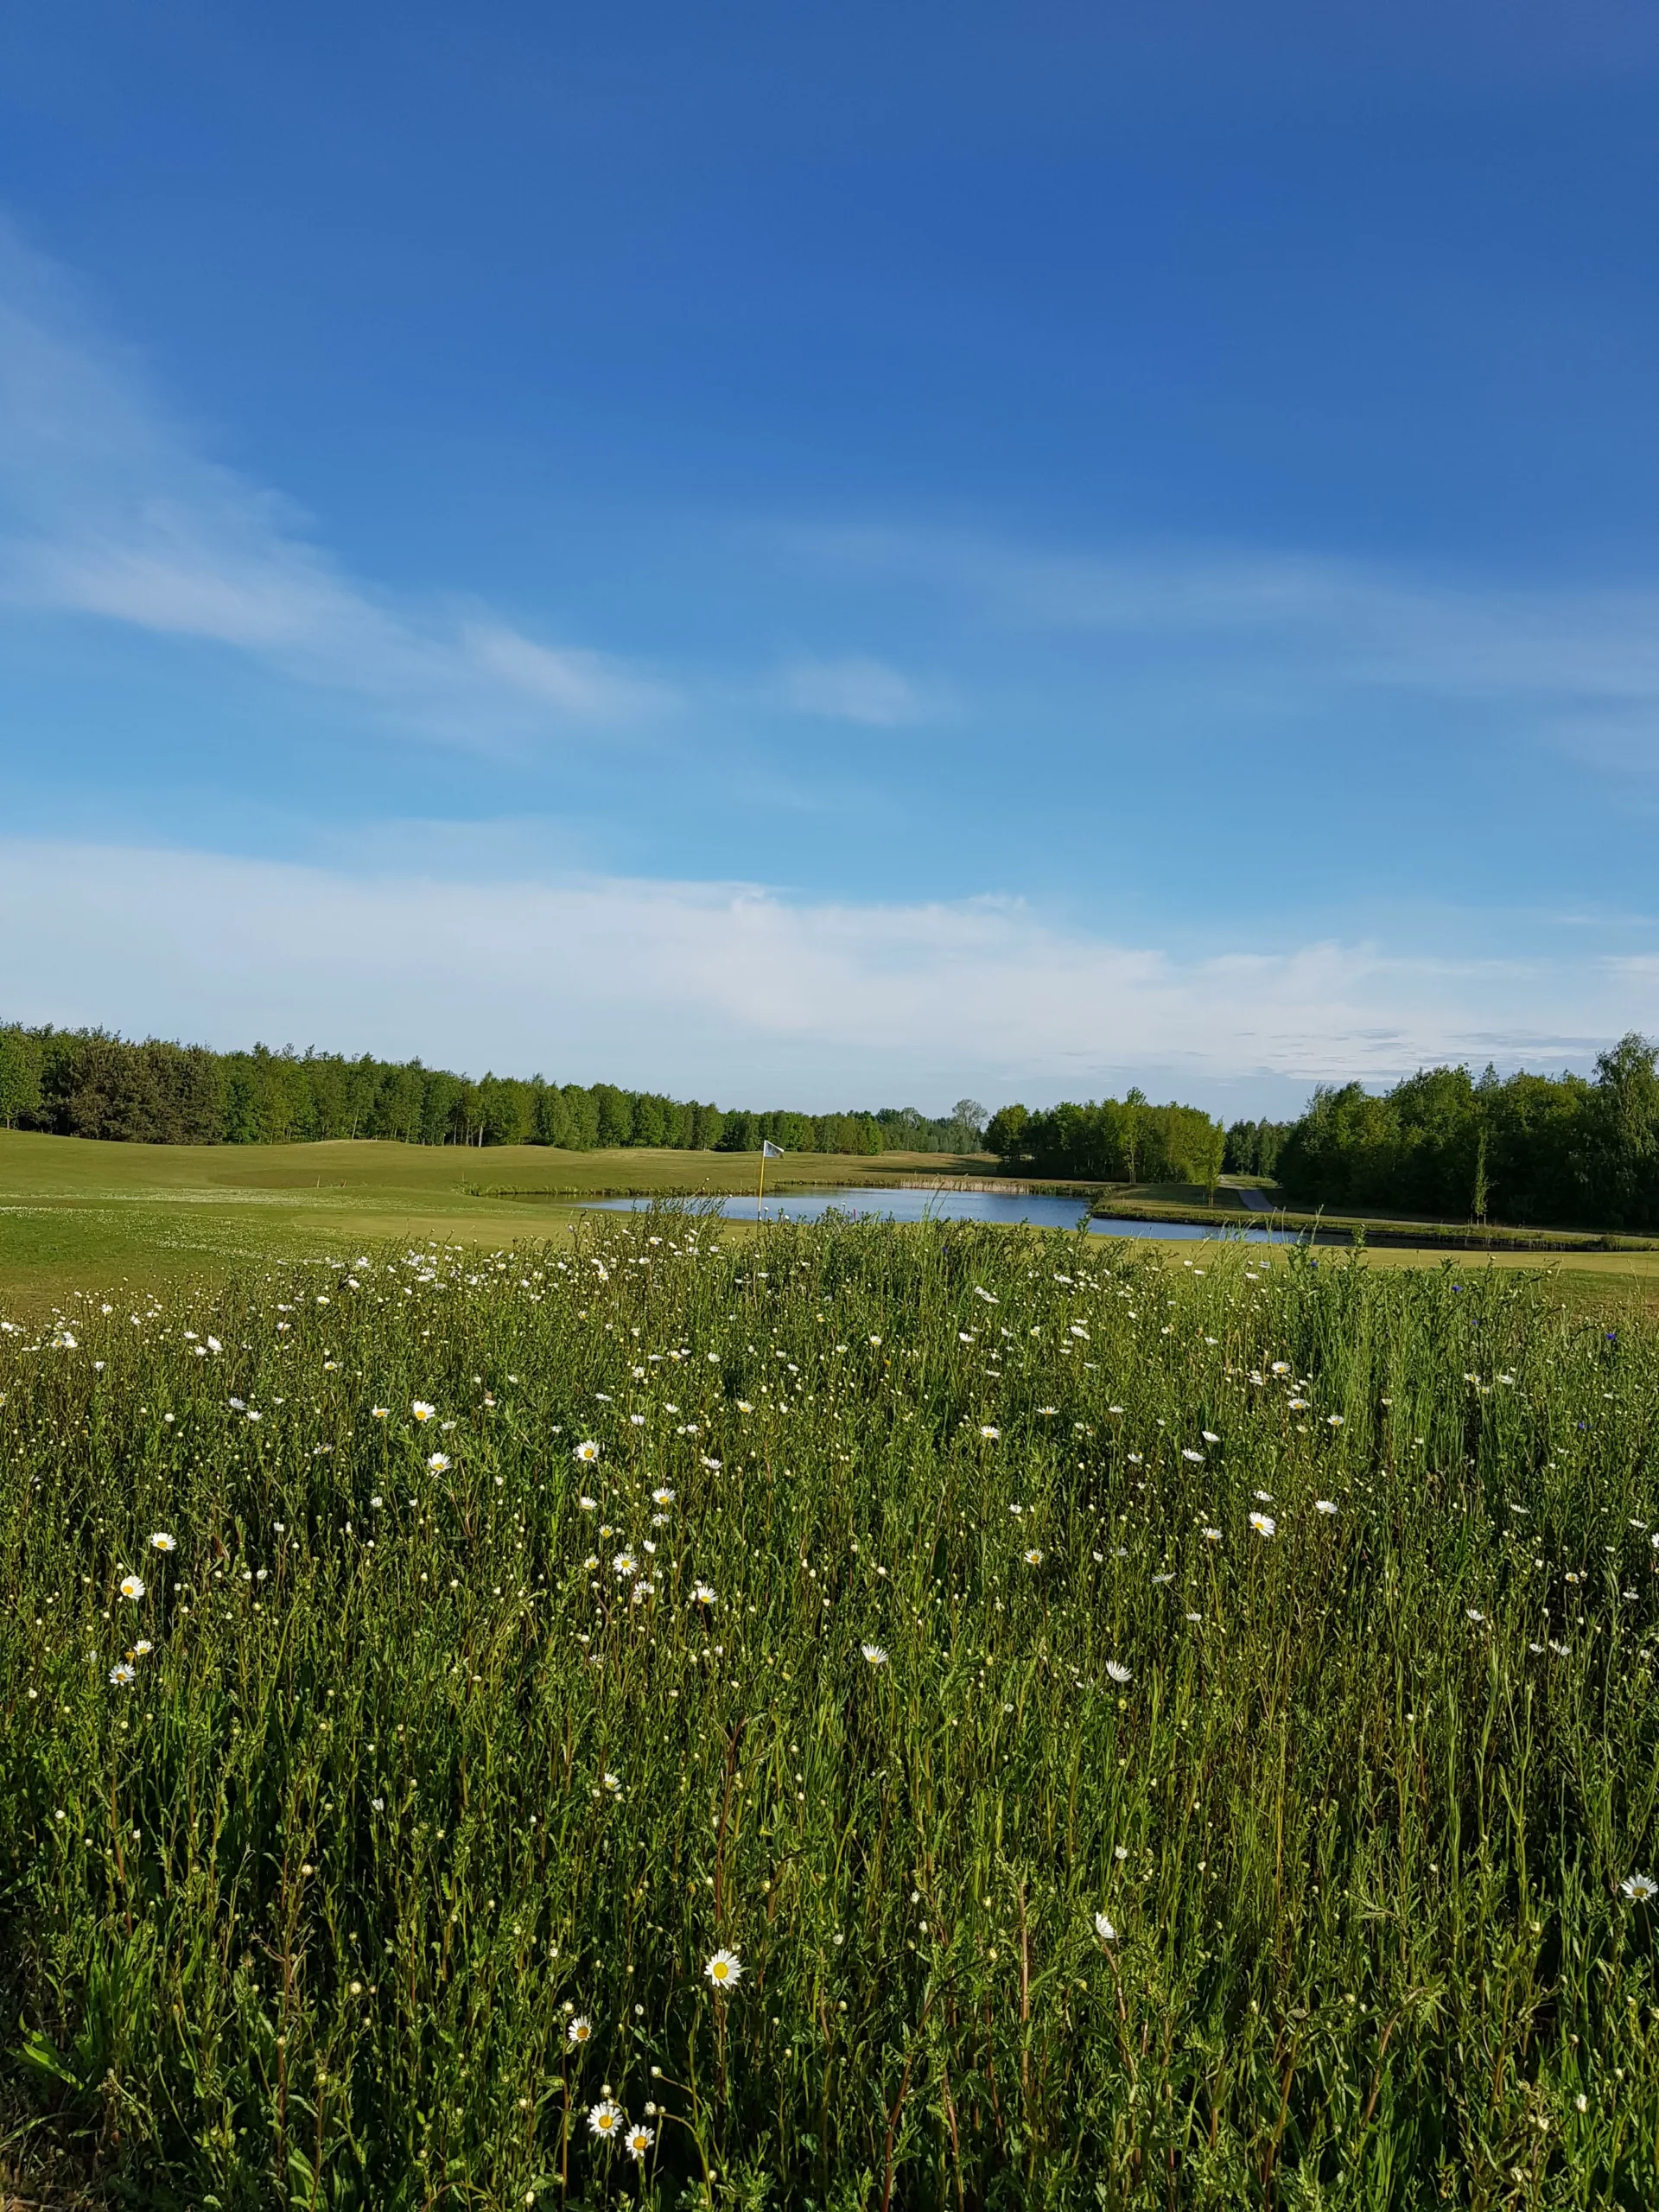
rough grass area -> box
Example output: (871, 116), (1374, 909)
(3, 1217), (1659, 2208)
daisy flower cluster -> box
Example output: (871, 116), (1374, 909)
(5, 1217), (1657, 2207)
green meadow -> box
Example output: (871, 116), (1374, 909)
(4, 1211), (1659, 2208)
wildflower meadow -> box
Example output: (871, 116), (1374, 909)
(3, 1212), (1659, 2209)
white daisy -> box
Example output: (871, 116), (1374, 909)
(588, 2098), (623, 2140)
(705, 1948), (742, 1991)
(575, 1440), (601, 1464)
(149, 1531), (177, 1553)
(1622, 1873), (1658, 1903)
(108, 1662), (136, 1687)
(1314, 1499), (1338, 1516)
(1105, 1660), (1132, 1685)
(625, 2123), (655, 2162)
(427, 1452), (452, 1472)
(411, 1401), (436, 1421)
(119, 1574), (145, 1601)
(1249, 1512), (1276, 1538)
(1094, 1911), (1116, 1942)
(861, 1642), (888, 1665)
(567, 2014), (593, 2045)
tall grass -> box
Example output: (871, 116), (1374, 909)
(3, 1212), (1658, 2209)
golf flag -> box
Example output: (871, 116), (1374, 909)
(757, 1137), (784, 1217)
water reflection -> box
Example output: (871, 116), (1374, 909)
(590, 1187), (1305, 1244)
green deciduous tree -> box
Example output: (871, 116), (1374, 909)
(1274, 1039), (1656, 1231)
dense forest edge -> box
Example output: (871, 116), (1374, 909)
(2, 1021), (1656, 1232)
(988, 1034), (1659, 1232)
(0, 1024), (974, 1156)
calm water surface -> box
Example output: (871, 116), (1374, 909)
(591, 1187), (1306, 1244)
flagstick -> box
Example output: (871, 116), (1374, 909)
(757, 1145), (766, 1222)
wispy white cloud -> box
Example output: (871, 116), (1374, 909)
(772, 655), (939, 727)
(0, 221), (669, 745)
(0, 222), (951, 753)
(458, 622), (670, 721)
(1, 836), (1649, 1110)
(788, 521), (1659, 760)
(15, 213), (1656, 783)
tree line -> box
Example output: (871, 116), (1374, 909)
(6, 1019), (1651, 1229)
(1221, 1118), (1292, 1179)
(1273, 1035), (1659, 1231)
(959, 1033), (1659, 1232)
(0, 1025), (987, 1157)
(984, 1090), (1230, 1193)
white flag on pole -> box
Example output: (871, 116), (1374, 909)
(761, 1140), (785, 1157)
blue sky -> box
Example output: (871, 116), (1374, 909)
(2, 1), (1657, 1116)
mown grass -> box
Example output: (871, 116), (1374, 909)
(0, 1134), (985, 1309)
(7, 1129), (1659, 1325)
(3, 1214), (1659, 2209)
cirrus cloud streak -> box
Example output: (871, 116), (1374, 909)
(0, 221), (669, 746)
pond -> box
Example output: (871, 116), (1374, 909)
(589, 1187), (1308, 1244)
